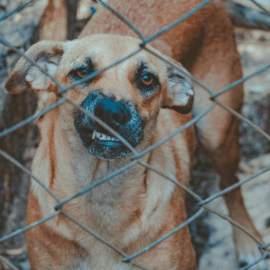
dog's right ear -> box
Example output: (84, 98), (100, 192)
(5, 40), (64, 94)
(163, 58), (194, 114)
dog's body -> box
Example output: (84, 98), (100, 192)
(6, 35), (197, 270)
(5, 0), (267, 269)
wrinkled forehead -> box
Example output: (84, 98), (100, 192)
(60, 34), (166, 74)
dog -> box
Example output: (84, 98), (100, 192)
(5, 35), (197, 269)
(5, 0), (268, 269)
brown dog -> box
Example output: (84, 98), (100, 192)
(5, 0), (267, 269)
(6, 35), (197, 269)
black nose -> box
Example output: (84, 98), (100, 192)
(94, 98), (130, 127)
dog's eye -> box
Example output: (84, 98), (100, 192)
(141, 73), (154, 86)
(68, 59), (96, 85)
(134, 67), (160, 96)
(76, 68), (88, 78)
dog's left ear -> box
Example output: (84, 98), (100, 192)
(5, 40), (65, 94)
(163, 59), (194, 114)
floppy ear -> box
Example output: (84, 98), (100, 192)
(163, 59), (194, 114)
(5, 40), (64, 94)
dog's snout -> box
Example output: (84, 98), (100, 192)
(74, 91), (143, 159)
(94, 99), (130, 126)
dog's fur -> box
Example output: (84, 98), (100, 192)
(5, 0), (267, 269)
(6, 35), (197, 270)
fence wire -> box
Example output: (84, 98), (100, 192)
(0, 0), (270, 269)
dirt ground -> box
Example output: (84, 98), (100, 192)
(1, 1), (270, 270)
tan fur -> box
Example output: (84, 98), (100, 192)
(39, 0), (68, 41)
(5, 0), (266, 269)
(6, 35), (197, 269)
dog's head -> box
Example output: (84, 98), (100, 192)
(5, 34), (194, 160)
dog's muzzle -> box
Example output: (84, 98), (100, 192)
(74, 91), (144, 160)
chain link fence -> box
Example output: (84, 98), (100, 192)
(0, 0), (270, 269)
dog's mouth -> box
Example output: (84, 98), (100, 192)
(78, 127), (121, 145)
(92, 130), (119, 142)
(76, 125), (136, 160)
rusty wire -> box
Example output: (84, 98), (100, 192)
(1, 0), (270, 270)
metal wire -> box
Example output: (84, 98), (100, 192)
(0, 255), (19, 270)
(1, 0), (270, 269)
(122, 209), (205, 262)
(239, 253), (268, 270)
(0, 0), (35, 22)
(249, 0), (270, 16)
(0, 211), (60, 244)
